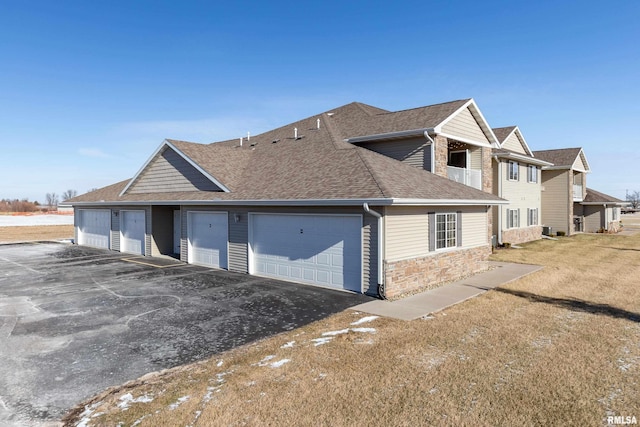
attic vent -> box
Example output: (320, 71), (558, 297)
(250, 141), (257, 147)
(272, 139), (280, 144)
(294, 127), (298, 139)
(316, 118), (320, 129)
(327, 112), (335, 117)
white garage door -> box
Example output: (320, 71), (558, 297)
(187, 211), (228, 268)
(250, 214), (362, 292)
(78, 209), (110, 249)
(120, 210), (146, 255)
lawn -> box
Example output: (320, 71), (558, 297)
(0, 224), (74, 243)
(62, 223), (640, 426)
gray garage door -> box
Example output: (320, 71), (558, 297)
(77, 209), (111, 249)
(187, 211), (228, 268)
(120, 210), (146, 255)
(250, 213), (362, 292)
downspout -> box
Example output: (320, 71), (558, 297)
(424, 131), (436, 173)
(363, 203), (385, 300)
(494, 155), (503, 245)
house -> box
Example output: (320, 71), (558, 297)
(491, 126), (553, 245)
(579, 188), (627, 233)
(68, 100), (507, 299)
(532, 147), (591, 235)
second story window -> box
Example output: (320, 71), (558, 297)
(508, 161), (519, 181)
(527, 165), (538, 183)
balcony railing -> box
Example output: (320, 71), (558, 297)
(573, 184), (583, 201)
(447, 166), (482, 190)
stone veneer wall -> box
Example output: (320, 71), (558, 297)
(433, 135), (449, 178)
(501, 226), (543, 246)
(383, 245), (491, 298)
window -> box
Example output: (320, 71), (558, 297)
(436, 213), (457, 249)
(612, 208), (618, 221)
(508, 161), (519, 181)
(527, 165), (538, 183)
(527, 208), (539, 226)
(507, 209), (520, 228)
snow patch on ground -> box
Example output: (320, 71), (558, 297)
(351, 315), (379, 325)
(75, 401), (103, 427)
(0, 214), (74, 226)
(270, 359), (291, 368)
(118, 393), (154, 410)
(351, 327), (376, 333)
(281, 340), (295, 348)
(168, 395), (190, 410)
(322, 329), (350, 336)
(253, 355), (276, 366)
(312, 337), (333, 346)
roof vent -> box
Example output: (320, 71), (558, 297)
(327, 112), (335, 117)
(294, 127), (298, 139)
(272, 139), (280, 144)
(247, 131), (250, 141)
(316, 118), (321, 129)
(239, 137), (243, 147)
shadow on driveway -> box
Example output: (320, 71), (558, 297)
(0, 242), (372, 425)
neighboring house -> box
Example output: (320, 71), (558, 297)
(532, 148), (591, 235)
(68, 100), (506, 299)
(579, 188), (627, 233)
(491, 126), (553, 245)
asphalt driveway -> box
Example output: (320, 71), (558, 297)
(0, 242), (371, 426)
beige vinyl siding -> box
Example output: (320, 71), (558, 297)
(359, 137), (432, 171)
(469, 146), (482, 170)
(572, 152), (589, 172)
(384, 206), (429, 260)
(128, 148), (222, 194)
(362, 214), (378, 295)
(501, 132), (528, 155)
(441, 107), (490, 144)
(499, 160), (542, 230)
(385, 206), (488, 261)
(541, 169), (570, 234)
(583, 205), (603, 232)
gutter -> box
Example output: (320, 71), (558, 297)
(345, 128), (435, 144)
(69, 197), (509, 208)
(363, 203), (386, 300)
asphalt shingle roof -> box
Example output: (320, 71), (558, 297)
(69, 101), (503, 205)
(583, 188), (625, 204)
(492, 126), (517, 143)
(532, 147), (583, 167)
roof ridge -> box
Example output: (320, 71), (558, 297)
(383, 98), (471, 115)
(353, 148), (390, 198)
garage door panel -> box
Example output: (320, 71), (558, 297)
(188, 212), (228, 269)
(251, 214), (361, 292)
(78, 210), (110, 249)
(120, 211), (145, 255)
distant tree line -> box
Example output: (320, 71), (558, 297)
(0, 199), (40, 212)
(627, 190), (640, 210)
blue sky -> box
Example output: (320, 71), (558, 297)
(2, 1), (639, 202)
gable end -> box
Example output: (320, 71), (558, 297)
(127, 147), (223, 194)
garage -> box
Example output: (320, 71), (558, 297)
(187, 211), (228, 268)
(77, 209), (111, 249)
(120, 210), (146, 255)
(249, 213), (362, 292)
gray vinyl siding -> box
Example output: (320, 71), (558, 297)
(441, 107), (490, 144)
(228, 208), (249, 273)
(358, 137), (432, 171)
(145, 208), (152, 256)
(501, 133), (527, 154)
(128, 148), (222, 194)
(111, 209), (119, 251)
(362, 214), (378, 296)
(541, 169), (570, 234)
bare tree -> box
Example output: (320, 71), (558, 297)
(62, 189), (78, 201)
(45, 193), (59, 210)
(627, 191), (640, 210)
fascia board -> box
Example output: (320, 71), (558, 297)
(345, 128), (435, 144)
(494, 152), (553, 166)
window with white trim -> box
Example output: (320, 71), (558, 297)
(507, 209), (520, 229)
(527, 208), (539, 226)
(436, 213), (457, 249)
(527, 165), (538, 183)
(508, 161), (519, 181)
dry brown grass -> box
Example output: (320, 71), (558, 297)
(0, 225), (74, 243)
(65, 232), (640, 426)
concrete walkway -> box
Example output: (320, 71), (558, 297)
(351, 261), (543, 321)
